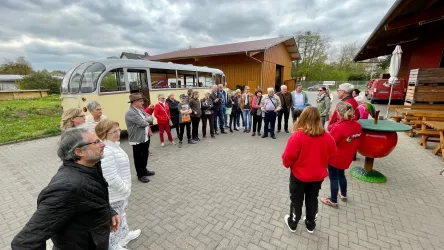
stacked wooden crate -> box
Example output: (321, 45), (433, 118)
(405, 68), (444, 105)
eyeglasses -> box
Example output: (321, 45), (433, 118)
(94, 108), (103, 111)
(78, 139), (102, 148)
(318, 90), (323, 92)
(108, 129), (121, 135)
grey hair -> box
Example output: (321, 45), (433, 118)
(86, 101), (100, 112)
(236, 89), (241, 93)
(57, 127), (90, 161)
(267, 87), (274, 93)
(204, 90), (211, 95)
(167, 92), (174, 98)
(281, 85), (287, 89)
(338, 83), (354, 93)
(158, 93), (165, 100)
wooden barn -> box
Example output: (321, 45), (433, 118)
(147, 37), (300, 91)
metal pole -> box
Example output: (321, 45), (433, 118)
(385, 84), (394, 119)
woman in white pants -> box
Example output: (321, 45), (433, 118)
(96, 120), (141, 250)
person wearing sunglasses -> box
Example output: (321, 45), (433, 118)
(60, 108), (86, 130)
(316, 86), (331, 127)
(95, 120), (141, 249)
(12, 127), (120, 250)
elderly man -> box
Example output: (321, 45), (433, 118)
(85, 100), (107, 129)
(240, 86), (253, 132)
(276, 85), (292, 133)
(328, 83), (360, 131)
(210, 85), (227, 134)
(218, 84), (229, 128)
(261, 88), (282, 139)
(291, 84), (309, 123)
(11, 127), (120, 249)
(125, 93), (155, 183)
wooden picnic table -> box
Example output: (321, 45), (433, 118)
(396, 109), (444, 116)
(422, 121), (444, 161)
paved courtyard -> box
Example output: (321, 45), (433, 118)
(1, 121), (444, 249)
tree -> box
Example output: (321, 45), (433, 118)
(378, 55), (392, 72)
(0, 57), (33, 75)
(18, 71), (61, 94)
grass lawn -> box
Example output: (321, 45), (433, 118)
(0, 95), (62, 144)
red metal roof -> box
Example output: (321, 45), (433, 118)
(147, 36), (300, 61)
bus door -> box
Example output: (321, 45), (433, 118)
(126, 68), (151, 108)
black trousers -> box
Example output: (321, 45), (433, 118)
(201, 114), (214, 137)
(292, 109), (303, 123)
(278, 108), (290, 131)
(252, 114), (262, 133)
(229, 113), (238, 130)
(131, 140), (150, 177)
(173, 123), (180, 138)
(191, 116), (201, 139)
(263, 111), (277, 136)
(179, 122), (191, 141)
(288, 173), (322, 227)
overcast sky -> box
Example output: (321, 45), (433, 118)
(0, 0), (395, 71)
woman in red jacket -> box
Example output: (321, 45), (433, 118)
(321, 102), (362, 207)
(145, 94), (176, 147)
(282, 107), (338, 234)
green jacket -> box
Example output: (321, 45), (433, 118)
(316, 94), (331, 117)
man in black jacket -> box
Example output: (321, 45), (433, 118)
(210, 85), (227, 134)
(11, 127), (120, 250)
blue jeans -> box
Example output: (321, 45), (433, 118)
(328, 165), (347, 203)
(236, 112), (241, 127)
(213, 109), (224, 131)
(221, 105), (227, 127)
(242, 109), (252, 130)
(321, 116), (326, 127)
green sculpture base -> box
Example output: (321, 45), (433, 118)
(350, 167), (387, 183)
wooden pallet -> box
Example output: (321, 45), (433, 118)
(404, 85), (444, 105)
(408, 68), (444, 86)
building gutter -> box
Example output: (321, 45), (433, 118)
(246, 51), (263, 89)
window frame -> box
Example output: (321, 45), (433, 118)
(79, 63), (106, 93)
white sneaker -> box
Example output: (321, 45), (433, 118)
(171, 141), (176, 145)
(161, 143), (165, 147)
(119, 229), (141, 247)
(303, 213), (318, 222)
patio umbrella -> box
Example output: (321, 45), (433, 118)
(385, 45), (403, 119)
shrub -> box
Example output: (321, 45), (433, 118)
(18, 71), (61, 94)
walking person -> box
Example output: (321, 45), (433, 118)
(210, 85), (227, 134)
(201, 90), (215, 138)
(276, 85), (292, 133)
(321, 102), (362, 208)
(124, 94), (155, 183)
(316, 86), (331, 127)
(11, 127), (120, 249)
(95, 120), (141, 249)
(282, 107), (338, 233)
(166, 93), (180, 138)
(229, 90), (240, 132)
(261, 88), (282, 139)
(189, 90), (202, 142)
(240, 86), (253, 133)
(145, 94), (176, 147)
(290, 84), (310, 123)
(60, 108), (86, 130)
(251, 90), (263, 136)
(85, 100), (107, 129)
(178, 94), (196, 148)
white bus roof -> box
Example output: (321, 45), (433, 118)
(68, 59), (224, 74)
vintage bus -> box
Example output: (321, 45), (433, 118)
(60, 59), (225, 129)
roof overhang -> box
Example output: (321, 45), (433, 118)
(354, 0), (444, 61)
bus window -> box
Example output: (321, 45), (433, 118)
(69, 62), (92, 93)
(178, 70), (196, 88)
(80, 63), (105, 93)
(215, 74), (221, 85)
(100, 68), (125, 92)
(61, 66), (76, 94)
(198, 72), (213, 87)
(127, 69), (148, 93)
(150, 68), (176, 89)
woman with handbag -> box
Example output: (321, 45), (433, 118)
(201, 90), (215, 138)
(189, 90), (202, 142)
(177, 94), (196, 148)
(251, 90), (263, 136)
(145, 94), (176, 147)
(229, 90), (240, 132)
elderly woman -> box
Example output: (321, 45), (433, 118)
(201, 90), (215, 138)
(355, 95), (369, 119)
(145, 94), (175, 147)
(189, 91), (202, 142)
(166, 93), (180, 138)
(85, 101), (107, 129)
(60, 108), (86, 130)
(95, 120), (141, 249)
(251, 90), (263, 136)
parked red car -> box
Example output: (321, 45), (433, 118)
(365, 78), (407, 103)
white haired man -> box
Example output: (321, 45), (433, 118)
(328, 83), (360, 131)
(261, 88), (282, 139)
(276, 85), (292, 133)
(12, 127), (120, 249)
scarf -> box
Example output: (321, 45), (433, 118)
(316, 93), (327, 103)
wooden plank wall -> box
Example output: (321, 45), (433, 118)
(262, 43), (293, 91)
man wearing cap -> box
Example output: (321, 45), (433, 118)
(125, 94), (155, 183)
(328, 83), (360, 131)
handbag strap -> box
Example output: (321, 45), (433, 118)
(158, 103), (171, 120)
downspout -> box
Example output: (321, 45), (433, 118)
(246, 51), (263, 89)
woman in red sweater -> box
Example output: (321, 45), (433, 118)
(282, 107), (338, 233)
(321, 102), (362, 207)
(145, 94), (176, 147)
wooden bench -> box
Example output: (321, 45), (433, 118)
(389, 105), (444, 122)
(413, 116), (444, 146)
(421, 121), (444, 161)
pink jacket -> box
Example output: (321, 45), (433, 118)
(357, 104), (369, 119)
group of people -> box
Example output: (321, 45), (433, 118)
(282, 82), (366, 234)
